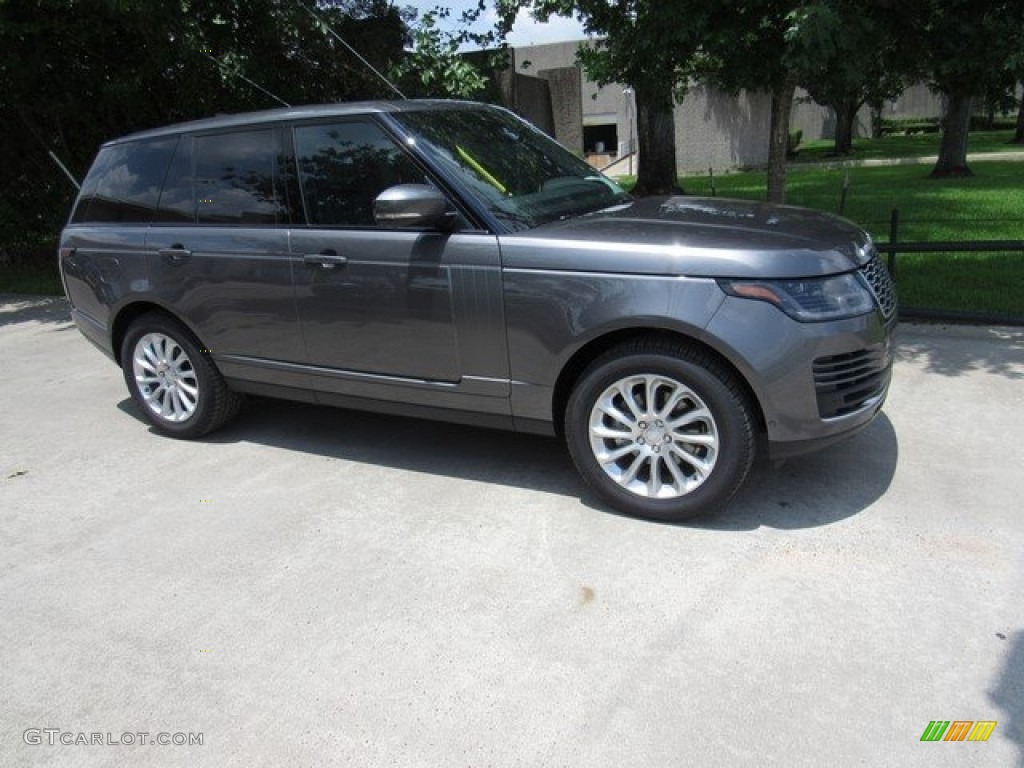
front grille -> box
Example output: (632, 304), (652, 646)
(813, 347), (891, 419)
(859, 254), (898, 324)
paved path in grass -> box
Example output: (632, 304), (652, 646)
(608, 149), (1024, 177)
(793, 149), (1024, 171)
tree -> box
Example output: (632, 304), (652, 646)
(1014, 81), (1024, 144)
(390, 3), (498, 98)
(1010, 47), (1024, 144)
(797, 0), (909, 155)
(699, 0), (812, 203)
(498, 1), (718, 196)
(0, 0), (409, 246)
(895, 0), (1024, 176)
(700, 0), (918, 201)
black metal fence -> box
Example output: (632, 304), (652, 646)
(876, 209), (1024, 325)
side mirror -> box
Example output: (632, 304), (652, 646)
(373, 184), (456, 230)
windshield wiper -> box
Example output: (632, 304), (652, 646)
(556, 194), (634, 222)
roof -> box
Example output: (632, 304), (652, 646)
(106, 99), (487, 146)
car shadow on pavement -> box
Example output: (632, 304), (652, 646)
(703, 413), (898, 530)
(119, 396), (582, 499)
(117, 397), (898, 531)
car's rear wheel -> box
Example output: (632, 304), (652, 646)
(121, 313), (241, 438)
(565, 340), (755, 521)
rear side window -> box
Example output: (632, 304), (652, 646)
(193, 130), (286, 225)
(294, 121), (425, 227)
(71, 138), (177, 224)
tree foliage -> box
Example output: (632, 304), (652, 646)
(390, 3), (505, 99)
(697, 0), (815, 202)
(892, 0), (1024, 175)
(794, 1), (908, 155)
(0, 0), (409, 245)
(498, 0), (723, 196)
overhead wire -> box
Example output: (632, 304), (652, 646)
(198, 51), (292, 108)
(300, 3), (406, 99)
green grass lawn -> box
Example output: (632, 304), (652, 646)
(794, 129), (1019, 163)
(888, 251), (1023, 317)
(680, 161), (1024, 317)
(625, 136), (1024, 317)
(0, 266), (63, 296)
(682, 160), (1024, 242)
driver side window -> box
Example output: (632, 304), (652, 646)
(293, 120), (425, 227)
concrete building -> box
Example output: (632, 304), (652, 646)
(500, 40), (948, 175)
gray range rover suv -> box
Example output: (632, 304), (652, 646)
(59, 100), (896, 521)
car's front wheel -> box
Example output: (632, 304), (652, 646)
(121, 313), (241, 439)
(565, 340), (755, 521)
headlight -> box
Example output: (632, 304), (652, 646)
(718, 273), (874, 322)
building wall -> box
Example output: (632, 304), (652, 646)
(499, 71), (555, 137)
(513, 41), (630, 160)
(883, 83), (945, 119)
(538, 67), (584, 155)
(790, 91), (872, 141)
(512, 41), (585, 82)
(506, 40), (952, 173)
(790, 84), (947, 142)
(675, 86), (772, 172)
(510, 41), (776, 172)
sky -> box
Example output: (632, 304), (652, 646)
(399, 1), (588, 48)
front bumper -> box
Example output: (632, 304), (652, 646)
(705, 295), (895, 455)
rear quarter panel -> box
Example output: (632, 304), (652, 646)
(60, 225), (151, 356)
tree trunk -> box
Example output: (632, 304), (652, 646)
(931, 89), (973, 177)
(869, 99), (884, 139)
(833, 97), (858, 155)
(1013, 80), (1024, 144)
(632, 80), (681, 197)
(767, 75), (797, 204)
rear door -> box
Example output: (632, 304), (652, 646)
(145, 127), (308, 391)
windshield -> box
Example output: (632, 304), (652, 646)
(394, 106), (631, 231)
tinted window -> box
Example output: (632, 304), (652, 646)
(294, 121), (425, 227)
(71, 138), (177, 224)
(193, 130), (285, 225)
(154, 136), (195, 223)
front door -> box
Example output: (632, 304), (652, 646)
(288, 119), (509, 408)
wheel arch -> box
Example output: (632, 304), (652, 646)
(111, 301), (200, 367)
(552, 327), (766, 439)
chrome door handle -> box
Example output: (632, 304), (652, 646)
(158, 245), (192, 263)
(303, 252), (348, 269)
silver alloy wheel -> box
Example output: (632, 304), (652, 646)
(131, 332), (200, 423)
(588, 373), (719, 499)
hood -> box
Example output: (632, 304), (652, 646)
(498, 196), (874, 279)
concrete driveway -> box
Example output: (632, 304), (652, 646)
(2, 295), (1022, 767)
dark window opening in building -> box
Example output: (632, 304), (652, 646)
(584, 124), (618, 156)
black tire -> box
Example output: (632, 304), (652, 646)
(121, 313), (242, 439)
(565, 340), (755, 522)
